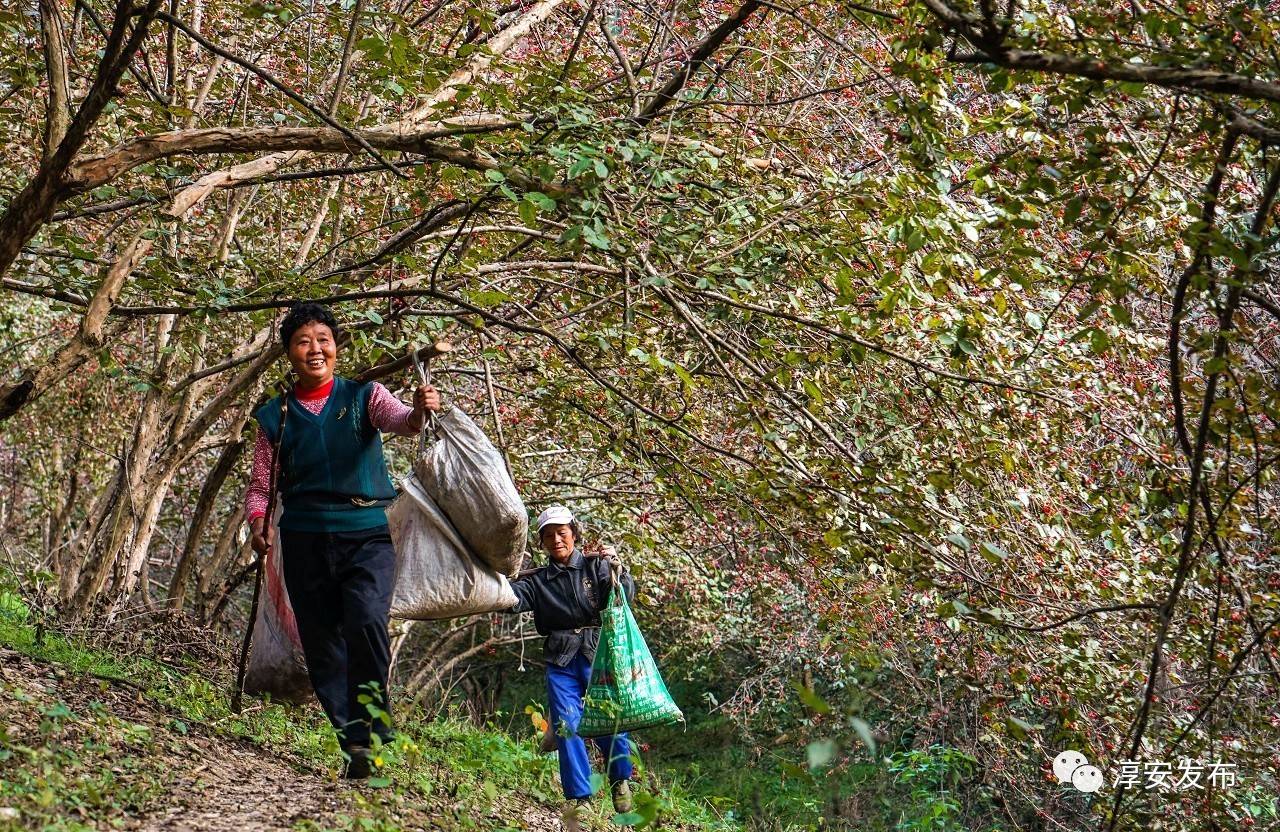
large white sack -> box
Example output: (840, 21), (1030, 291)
(414, 407), (527, 577)
(388, 475), (518, 620)
(244, 505), (312, 703)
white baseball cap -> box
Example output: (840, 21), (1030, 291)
(536, 505), (575, 534)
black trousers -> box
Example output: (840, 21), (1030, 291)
(280, 524), (396, 751)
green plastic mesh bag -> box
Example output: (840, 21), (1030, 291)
(578, 585), (684, 738)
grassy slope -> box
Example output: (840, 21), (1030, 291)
(0, 593), (739, 832)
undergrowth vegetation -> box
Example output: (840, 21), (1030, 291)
(0, 575), (1018, 831)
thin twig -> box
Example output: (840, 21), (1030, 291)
(156, 11), (407, 179)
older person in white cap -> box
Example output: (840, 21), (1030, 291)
(508, 505), (636, 817)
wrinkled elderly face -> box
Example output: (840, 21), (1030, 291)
(287, 322), (337, 387)
(540, 523), (575, 564)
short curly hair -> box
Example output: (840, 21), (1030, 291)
(279, 302), (340, 347)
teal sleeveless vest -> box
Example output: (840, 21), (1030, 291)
(253, 377), (398, 532)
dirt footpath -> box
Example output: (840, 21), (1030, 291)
(0, 647), (565, 831)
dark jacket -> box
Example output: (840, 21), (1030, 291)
(510, 549), (635, 667)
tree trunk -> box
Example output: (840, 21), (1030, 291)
(47, 445), (82, 575)
(67, 315), (178, 615)
(0, 0), (164, 282)
(168, 436), (245, 612)
(0, 233), (147, 421)
(58, 460), (124, 607)
(112, 463), (180, 610)
(199, 504), (246, 609)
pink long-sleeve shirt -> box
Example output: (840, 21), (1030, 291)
(244, 379), (418, 522)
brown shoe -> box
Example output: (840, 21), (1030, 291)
(610, 779), (633, 813)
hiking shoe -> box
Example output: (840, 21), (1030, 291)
(344, 746), (373, 780)
(610, 779), (633, 813)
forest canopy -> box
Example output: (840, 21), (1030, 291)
(1, 0), (1279, 828)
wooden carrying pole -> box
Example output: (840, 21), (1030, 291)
(231, 380), (289, 714)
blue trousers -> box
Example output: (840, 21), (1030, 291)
(546, 653), (633, 799)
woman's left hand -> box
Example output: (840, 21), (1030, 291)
(413, 384), (442, 414)
(602, 544), (623, 571)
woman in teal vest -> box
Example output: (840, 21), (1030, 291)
(245, 302), (441, 778)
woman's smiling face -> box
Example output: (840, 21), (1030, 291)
(287, 321), (337, 387)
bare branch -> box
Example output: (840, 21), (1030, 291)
(634, 0), (764, 126)
(923, 0), (1280, 106)
(156, 10), (406, 179)
(64, 121), (540, 195)
(39, 0), (71, 163)
(155, 0), (564, 223)
(0, 0), (164, 280)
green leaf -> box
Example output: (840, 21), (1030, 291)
(468, 290), (513, 307)
(807, 738), (838, 770)
(980, 541), (1010, 563)
(1005, 715), (1042, 740)
(945, 533), (971, 550)
(583, 225), (611, 251)
(794, 680), (831, 714)
(518, 198), (538, 226)
(850, 717), (877, 757)
(802, 379), (824, 405)
(1076, 301), (1102, 321)
(1063, 197), (1083, 224)
(526, 191), (556, 211)
(670, 362), (695, 389)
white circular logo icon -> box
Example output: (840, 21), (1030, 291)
(1071, 765), (1104, 793)
(1053, 750), (1089, 785)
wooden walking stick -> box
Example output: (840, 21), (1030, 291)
(232, 379), (290, 714)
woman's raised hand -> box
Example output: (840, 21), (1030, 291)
(413, 384), (442, 413)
